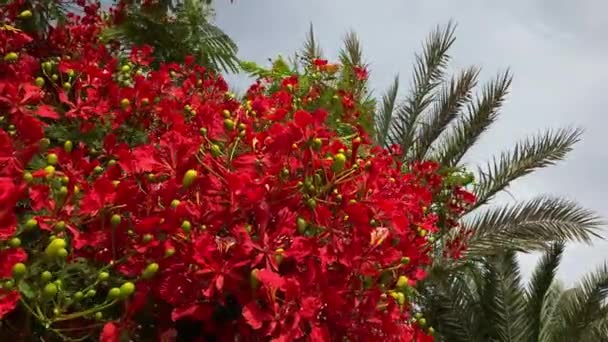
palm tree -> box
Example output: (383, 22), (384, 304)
(421, 243), (608, 342)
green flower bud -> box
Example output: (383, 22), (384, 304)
(181, 220), (192, 233)
(107, 287), (121, 300)
(119, 282), (135, 299)
(142, 234), (153, 243)
(98, 271), (110, 281)
(141, 263), (159, 279)
(182, 169), (197, 188)
(12, 263), (26, 278)
(43, 283), (58, 298)
(41, 271), (52, 282)
(396, 275), (409, 290)
(18, 10), (33, 18)
(47, 153), (58, 165)
(296, 217), (308, 234)
(23, 172), (33, 184)
(8, 237), (21, 248)
(24, 218), (38, 231)
(110, 214), (121, 227)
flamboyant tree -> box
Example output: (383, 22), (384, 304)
(0, 1), (474, 340)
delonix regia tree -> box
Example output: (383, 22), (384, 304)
(0, 1), (475, 341)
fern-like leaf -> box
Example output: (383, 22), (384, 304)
(432, 70), (512, 166)
(374, 75), (400, 147)
(472, 127), (582, 210)
(525, 243), (564, 342)
(462, 196), (603, 256)
(301, 23), (323, 63)
(480, 253), (528, 342)
(413, 66), (479, 160)
(550, 263), (608, 342)
(386, 22), (456, 150)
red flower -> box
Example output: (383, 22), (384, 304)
(0, 290), (20, 320)
(0, 4), (475, 339)
(353, 65), (369, 81)
(100, 322), (120, 342)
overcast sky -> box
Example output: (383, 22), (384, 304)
(213, 0), (608, 285)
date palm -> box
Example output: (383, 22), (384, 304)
(423, 243), (608, 342)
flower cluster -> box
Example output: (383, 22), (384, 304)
(0, 1), (474, 341)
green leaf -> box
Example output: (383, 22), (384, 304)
(387, 22), (456, 151)
(301, 23), (323, 63)
(412, 66), (479, 160)
(18, 281), (35, 299)
(431, 70), (512, 167)
(472, 127), (582, 210)
(271, 56), (291, 75)
(462, 196), (603, 256)
(525, 243), (564, 342)
(550, 263), (608, 342)
(335, 122), (358, 138)
(374, 75), (400, 147)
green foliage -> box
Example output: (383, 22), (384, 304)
(239, 26), (376, 138)
(385, 22), (456, 152)
(461, 196), (602, 255)
(0, 0), (70, 37)
(101, 0), (239, 72)
(472, 127), (583, 209)
(421, 245), (608, 342)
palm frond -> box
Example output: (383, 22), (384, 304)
(462, 196), (603, 256)
(301, 23), (323, 63)
(481, 253), (528, 342)
(374, 75), (400, 146)
(538, 280), (566, 341)
(339, 30), (364, 67)
(412, 66), (479, 160)
(421, 265), (484, 342)
(195, 21), (240, 73)
(579, 316), (608, 342)
(525, 243), (564, 342)
(431, 70), (512, 166)
(386, 22), (456, 150)
(472, 127), (582, 210)
(550, 263), (608, 342)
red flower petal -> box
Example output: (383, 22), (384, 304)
(256, 268), (285, 289)
(36, 105), (60, 119)
(0, 290), (19, 320)
(242, 302), (266, 330)
(294, 110), (313, 128)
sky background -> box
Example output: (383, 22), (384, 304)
(213, 0), (608, 285)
